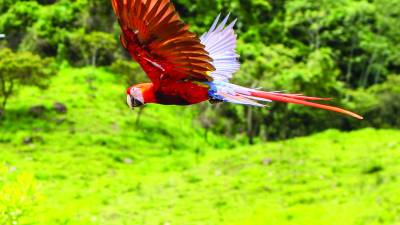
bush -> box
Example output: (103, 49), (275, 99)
(0, 165), (39, 225)
(107, 59), (148, 85)
(348, 75), (400, 129)
(0, 48), (56, 115)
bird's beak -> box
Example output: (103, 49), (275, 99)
(126, 94), (144, 110)
(127, 95), (134, 109)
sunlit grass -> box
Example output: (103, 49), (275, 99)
(1, 68), (399, 225)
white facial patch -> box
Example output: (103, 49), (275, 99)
(130, 87), (144, 104)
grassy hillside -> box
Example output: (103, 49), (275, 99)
(0, 67), (229, 150)
(1, 68), (399, 225)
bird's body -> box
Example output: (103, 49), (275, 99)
(124, 36), (209, 105)
(131, 82), (209, 105)
(112, 0), (363, 119)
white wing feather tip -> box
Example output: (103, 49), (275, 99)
(200, 13), (240, 82)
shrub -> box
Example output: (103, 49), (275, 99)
(0, 48), (56, 116)
(0, 165), (39, 225)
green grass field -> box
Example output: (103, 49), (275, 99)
(1, 68), (399, 225)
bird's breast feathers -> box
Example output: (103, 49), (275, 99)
(155, 81), (210, 105)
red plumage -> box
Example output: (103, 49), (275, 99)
(113, 0), (212, 105)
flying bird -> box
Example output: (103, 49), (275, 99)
(111, 0), (363, 120)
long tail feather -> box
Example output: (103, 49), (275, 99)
(208, 81), (363, 120)
(250, 90), (363, 120)
(201, 14), (363, 120)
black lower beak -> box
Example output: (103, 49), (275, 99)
(131, 98), (136, 109)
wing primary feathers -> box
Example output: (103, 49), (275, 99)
(200, 13), (240, 82)
(215, 13), (230, 32)
(112, 0), (215, 84)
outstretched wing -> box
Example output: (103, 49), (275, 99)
(112, 0), (215, 83)
(200, 14), (240, 82)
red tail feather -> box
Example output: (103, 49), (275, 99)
(250, 91), (363, 120)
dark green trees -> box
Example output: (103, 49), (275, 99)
(0, 48), (55, 116)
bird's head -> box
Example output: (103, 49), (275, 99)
(126, 83), (155, 109)
(126, 86), (145, 109)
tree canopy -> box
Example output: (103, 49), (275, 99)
(0, 48), (55, 116)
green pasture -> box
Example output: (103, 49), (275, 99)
(1, 68), (399, 225)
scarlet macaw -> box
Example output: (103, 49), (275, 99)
(111, 0), (363, 120)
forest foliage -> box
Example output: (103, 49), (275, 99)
(1, 0), (399, 140)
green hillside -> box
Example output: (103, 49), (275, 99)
(1, 68), (399, 225)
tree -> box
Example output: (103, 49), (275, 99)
(0, 48), (55, 117)
(107, 59), (147, 85)
(70, 31), (117, 67)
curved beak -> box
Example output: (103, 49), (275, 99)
(127, 95), (134, 109)
(126, 94), (144, 110)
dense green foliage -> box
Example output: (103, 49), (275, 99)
(1, 0), (400, 139)
(0, 48), (55, 115)
(0, 67), (399, 224)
